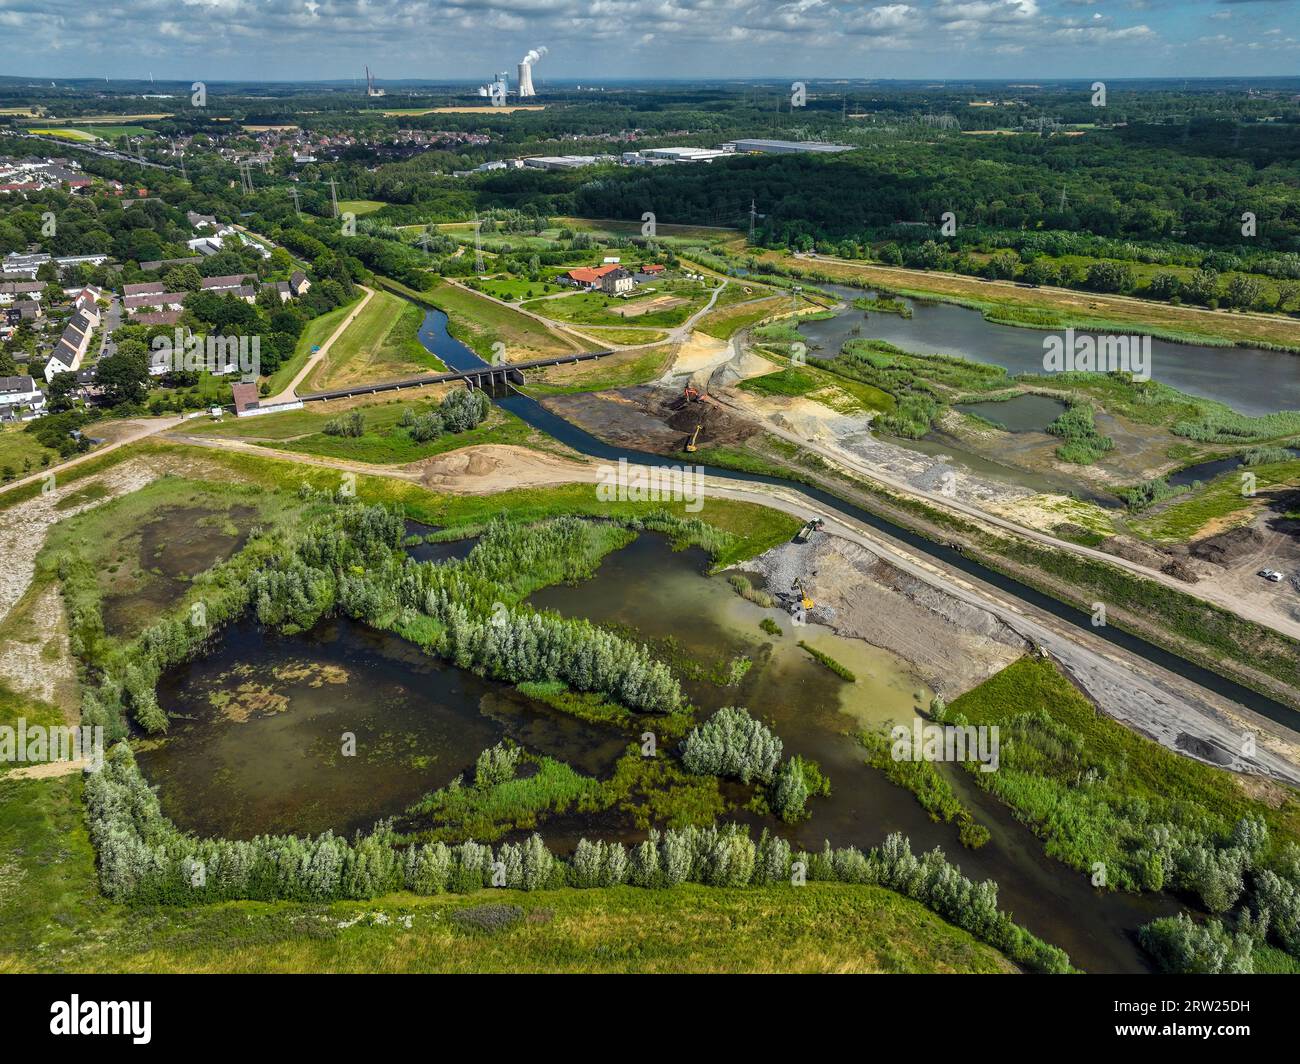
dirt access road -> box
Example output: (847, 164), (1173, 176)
(703, 382), (1300, 645)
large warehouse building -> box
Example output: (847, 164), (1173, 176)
(724, 139), (854, 155)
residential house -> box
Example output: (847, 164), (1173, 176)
(0, 375), (45, 417)
(124, 291), (188, 316)
(200, 274), (255, 293)
(289, 270), (311, 297)
(600, 267), (634, 295)
(124, 281), (167, 297)
(561, 264), (623, 290)
(231, 381), (261, 416)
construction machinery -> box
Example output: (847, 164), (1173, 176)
(791, 579), (814, 612)
(794, 517), (824, 543)
(685, 424), (702, 453)
(683, 383), (703, 403)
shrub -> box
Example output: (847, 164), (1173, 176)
(1139, 913), (1254, 974)
(323, 410), (365, 437)
(680, 706), (783, 784)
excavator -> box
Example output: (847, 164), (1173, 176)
(685, 424), (702, 453)
(791, 579), (814, 613)
(683, 383), (703, 403)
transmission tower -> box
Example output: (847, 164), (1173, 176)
(748, 198), (757, 241)
(290, 187), (301, 217)
(329, 178), (339, 218)
(473, 212), (485, 273)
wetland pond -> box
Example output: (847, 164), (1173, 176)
(101, 504), (259, 638)
(141, 531), (1176, 972)
(798, 283), (1300, 417)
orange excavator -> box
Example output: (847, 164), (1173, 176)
(683, 383), (703, 403)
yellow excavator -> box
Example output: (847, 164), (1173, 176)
(792, 579), (814, 612)
(685, 424), (702, 453)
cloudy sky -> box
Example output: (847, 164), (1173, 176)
(1, 0), (1296, 82)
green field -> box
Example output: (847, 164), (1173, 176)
(269, 403), (546, 464)
(263, 294), (365, 394)
(415, 279), (591, 361)
(469, 276), (565, 301)
(524, 281), (713, 329)
(307, 289), (442, 390)
(947, 656), (1300, 888)
(0, 424), (54, 480)
(525, 345), (674, 396)
(338, 199), (387, 216)
(1130, 459), (1300, 541)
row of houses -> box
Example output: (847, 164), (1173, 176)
(2, 251), (112, 278)
(44, 288), (105, 382)
(122, 270), (310, 322)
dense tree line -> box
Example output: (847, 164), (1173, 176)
(85, 743), (1069, 972)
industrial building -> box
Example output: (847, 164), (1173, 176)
(724, 139), (854, 155)
(523, 155), (613, 171)
(623, 146), (734, 165)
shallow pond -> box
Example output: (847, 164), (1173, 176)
(402, 518), (479, 564)
(955, 394), (1068, 433)
(102, 504), (259, 638)
(531, 533), (1179, 972)
(140, 616), (628, 839)
(1167, 448), (1300, 489)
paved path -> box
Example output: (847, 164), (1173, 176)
(265, 285), (376, 404)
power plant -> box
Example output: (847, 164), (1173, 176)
(477, 71), (509, 101)
(365, 65), (385, 97)
(477, 46), (547, 102)
(517, 46), (546, 98)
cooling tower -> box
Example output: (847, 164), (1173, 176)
(517, 62), (535, 98)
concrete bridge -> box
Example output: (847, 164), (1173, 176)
(297, 349), (614, 403)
